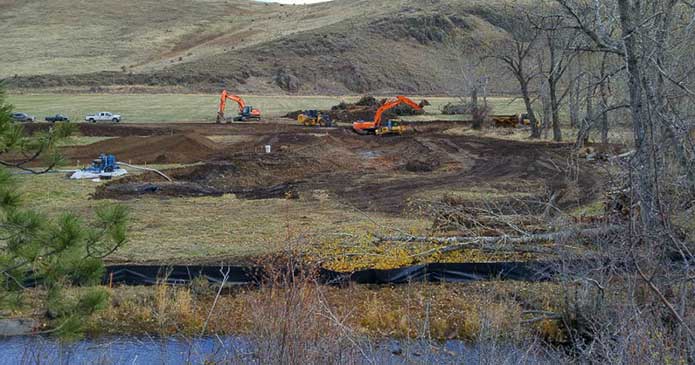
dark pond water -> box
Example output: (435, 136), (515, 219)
(0, 335), (547, 364)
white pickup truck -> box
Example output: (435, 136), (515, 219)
(85, 112), (122, 123)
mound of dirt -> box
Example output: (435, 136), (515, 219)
(22, 123), (175, 137)
(403, 159), (441, 172)
(354, 96), (379, 107)
(283, 110), (303, 119)
(96, 182), (225, 200)
(328, 96), (427, 122)
(283, 96), (428, 122)
(94, 159), (303, 200)
(329, 103), (374, 122)
(62, 133), (221, 164)
(442, 102), (473, 115)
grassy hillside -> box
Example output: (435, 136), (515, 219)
(0, 0), (362, 76)
(1, 0), (521, 94)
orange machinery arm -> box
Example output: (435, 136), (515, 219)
(218, 90), (246, 115)
(372, 95), (422, 127)
(353, 95), (423, 132)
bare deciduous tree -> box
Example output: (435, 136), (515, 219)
(532, 6), (580, 141)
(486, 10), (543, 138)
(553, 0), (695, 360)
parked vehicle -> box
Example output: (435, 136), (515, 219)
(10, 112), (36, 123)
(85, 112), (121, 123)
(45, 114), (70, 123)
(297, 110), (333, 127)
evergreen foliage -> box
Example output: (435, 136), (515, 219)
(0, 82), (128, 337)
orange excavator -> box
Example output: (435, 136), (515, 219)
(352, 95), (423, 135)
(216, 90), (261, 123)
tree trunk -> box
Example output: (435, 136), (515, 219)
(482, 76), (489, 110)
(568, 65), (581, 129)
(585, 84), (594, 144)
(520, 78), (541, 139)
(599, 92), (609, 146)
(471, 85), (482, 130)
(600, 101), (609, 145)
(550, 77), (562, 142)
(569, 84), (579, 129)
(546, 36), (562, 142)
(540, 79), (552, 139)
(617, 0), (659, 232)
(576, 83), (594, 147)
(599, 53), (610, 146)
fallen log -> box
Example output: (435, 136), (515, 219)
(375, 226), (623, 257)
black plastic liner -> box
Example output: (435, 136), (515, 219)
(104, 261), (555, 286)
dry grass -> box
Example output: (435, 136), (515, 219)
(306, 236), (542, 272)
(16, 172), (431, 264)
(444, 124), (635, 146)
(88, 280), (565, 343)
(16, 170), (556, 268)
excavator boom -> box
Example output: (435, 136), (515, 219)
(353, 95), (423, 134)
(372, 100), (403, 126)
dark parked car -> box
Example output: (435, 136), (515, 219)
(10, 112), (36, 122)
(45, 114), (70, 122)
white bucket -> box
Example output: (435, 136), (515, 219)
(264, 145), (271, 154)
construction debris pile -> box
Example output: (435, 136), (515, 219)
(285, 96), (428, 122)
(441, 102), (474, 115)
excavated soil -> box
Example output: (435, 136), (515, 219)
(62, 133), (222, 164)
(92, 123), (602, 214)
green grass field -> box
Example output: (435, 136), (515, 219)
(8, 93), (526, 123)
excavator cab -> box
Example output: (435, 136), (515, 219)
(218, 90), (262, 123)
(375, 120), (405, 136)
(233, 106), (261, 121)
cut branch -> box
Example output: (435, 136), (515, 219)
(375, 226), (623, 257)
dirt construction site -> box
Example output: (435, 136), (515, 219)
(78, 122), (598, 212)
(22, 116), (606, 271)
